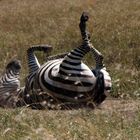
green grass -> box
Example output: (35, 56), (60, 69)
(0, 0), (140, 139)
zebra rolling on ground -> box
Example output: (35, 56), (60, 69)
(23, 12), (112, 109)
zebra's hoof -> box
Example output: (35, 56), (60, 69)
(80, 12), (89, 23)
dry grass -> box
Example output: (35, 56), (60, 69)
(0, 0), (140, 139)
(0, 99), (140, 140)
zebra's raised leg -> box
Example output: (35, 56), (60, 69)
(79, 12), (107, 105)
(90, 45), (105, 70)
(80, 12), (105, 70)
(89, 45), (112, 105)
(24, 45), (52, 95)
(59, 12), (91, 75)
(27, 45), (52, 75)
(79, 13), (112, 105)
(19, 45), (53, 108)
(79, 12), (90, 46)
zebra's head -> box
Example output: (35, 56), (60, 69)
(6, 59), (21, 73)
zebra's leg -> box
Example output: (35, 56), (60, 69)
(27, 45), (52, 75)
(79, 12), (90, 46)
(79, 13), (106, 104)
(90, 46), (112, 105)
(90, 45), (105, 70)
(24, 45), (52, 95)
(59, 12), (91, 66)
(89, 45), (110, 105)
(79, 12), (105, 70)
(58, 12), (92, 77)
(80, 12), (105, 70)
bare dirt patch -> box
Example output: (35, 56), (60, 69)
(95, 98), (140, 120)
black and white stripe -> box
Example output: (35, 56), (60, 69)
(0, 59), (22, 108)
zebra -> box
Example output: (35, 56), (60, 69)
(23, 12), (112, 109)
(0, 59), (22, 108)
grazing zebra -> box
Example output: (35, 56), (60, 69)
(0, 59), (22, 108)
(23, 12), (112, 109)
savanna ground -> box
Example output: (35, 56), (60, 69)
(0, 0), (140, 139)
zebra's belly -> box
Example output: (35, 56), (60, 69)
(37, 59), (96, 100)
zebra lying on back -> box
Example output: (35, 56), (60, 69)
(0, 59), (22, 108)
(23, 12), (112, 109)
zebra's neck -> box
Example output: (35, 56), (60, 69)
(0, 70), (19, 83)
(0, 69), (20, 96)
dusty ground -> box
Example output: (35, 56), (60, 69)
(101, 98), (140, 111)
(96, 98), (140, 119)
